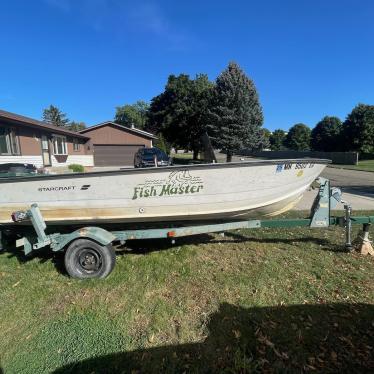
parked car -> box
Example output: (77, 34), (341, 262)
(134, 147), (171, 168)
(0, 163), (37, 176)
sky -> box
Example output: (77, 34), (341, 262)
(0, 0), (373, 131)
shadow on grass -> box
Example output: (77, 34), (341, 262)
(2, 228), (343, 275)
(222, 231), (345, 253)
(122, 234), (215, 254)
(53, 302), (374, 373)
(2, 244), (67, 276)
(124, 230), (343, 256)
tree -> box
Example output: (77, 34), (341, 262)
(255, 128), (270, 151)
(42, 105), (69, 127)
(261, 128), (271, 148)
(68, 121), (86, 132)
(115, 100), (149, 129)
(310, 116), (342, 151)
(284, 123), (311, 151)
(154, 134), (171, 155)
(269, 129), (287, 150)
(147, 74), (214, 159)
(342, 104), (374, 153)
(208, 62), (264, 162)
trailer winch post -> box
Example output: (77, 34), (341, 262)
(28, 203), (48, 243)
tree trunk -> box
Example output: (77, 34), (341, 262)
(193, 149), (199, 160)
(226, 152), (232, 162)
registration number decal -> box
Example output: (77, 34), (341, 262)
(275, 162), (315, 173)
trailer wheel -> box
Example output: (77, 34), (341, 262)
(64, 239), (116, 279)
(1, 230), (18, 250)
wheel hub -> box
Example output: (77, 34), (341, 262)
(78, 249), (102, 272)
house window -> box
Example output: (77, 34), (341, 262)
(73, 138), (81, 151)
(41, 136), (49, 150)
(53, 135), (67, 155)
(0, 128), (20, 155)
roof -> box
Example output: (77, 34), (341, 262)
(0, 109), (90, 139)
(80, 121), (157, 140)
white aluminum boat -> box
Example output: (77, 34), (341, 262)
(0, 159), (329, 226)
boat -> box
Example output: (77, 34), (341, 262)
(0, 159), (329, 226)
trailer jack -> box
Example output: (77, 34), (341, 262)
(352, 223), (374, 255)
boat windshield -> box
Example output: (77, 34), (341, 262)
(0, 172), (40, 179)
(0, 163), (39, 179)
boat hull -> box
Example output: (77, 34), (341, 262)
(0, 159), (329, 225)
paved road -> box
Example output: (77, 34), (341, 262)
(295, 167), (374, 210)
(322, 167), (374, 197)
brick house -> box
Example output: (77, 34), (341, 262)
(79, 121), (157, 166)
(0, 110), (157, 168)
(0, 109), (93, 168)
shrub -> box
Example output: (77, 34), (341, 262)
(68, 164), (84, 173)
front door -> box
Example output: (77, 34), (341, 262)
(41, 135), (51, 166)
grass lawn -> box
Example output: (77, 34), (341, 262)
(1, 212), (373, 373)
(171, 152), (193, 160)
(330, 159), (374, 172)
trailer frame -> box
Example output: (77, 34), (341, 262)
(1, 177), (373, 278)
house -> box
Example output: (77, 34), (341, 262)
(79, 121), (157, 166)
(0, 109), (93, 168)
(0, 109), (158, 169)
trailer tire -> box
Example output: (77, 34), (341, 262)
(64, 239), (116, 279)
(0, 230), (18, 250)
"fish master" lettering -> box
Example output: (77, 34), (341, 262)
(132, 170), (205, 200)
(132, 184), (203, 200)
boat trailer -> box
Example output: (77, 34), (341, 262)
(0, 177), (373, 279)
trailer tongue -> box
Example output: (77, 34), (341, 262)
(1, 178), (373, 279)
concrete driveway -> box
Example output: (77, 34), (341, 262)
(295, 167), (374, 210)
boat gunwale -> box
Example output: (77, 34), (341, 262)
(0, 158), (331, 184)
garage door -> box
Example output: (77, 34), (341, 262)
(93, 145), (144, 166)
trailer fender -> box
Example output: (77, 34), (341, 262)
(51, 227), (116, 252)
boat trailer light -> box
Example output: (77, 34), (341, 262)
(167, 231), (176, 238)
(11, 211), (29, 222)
